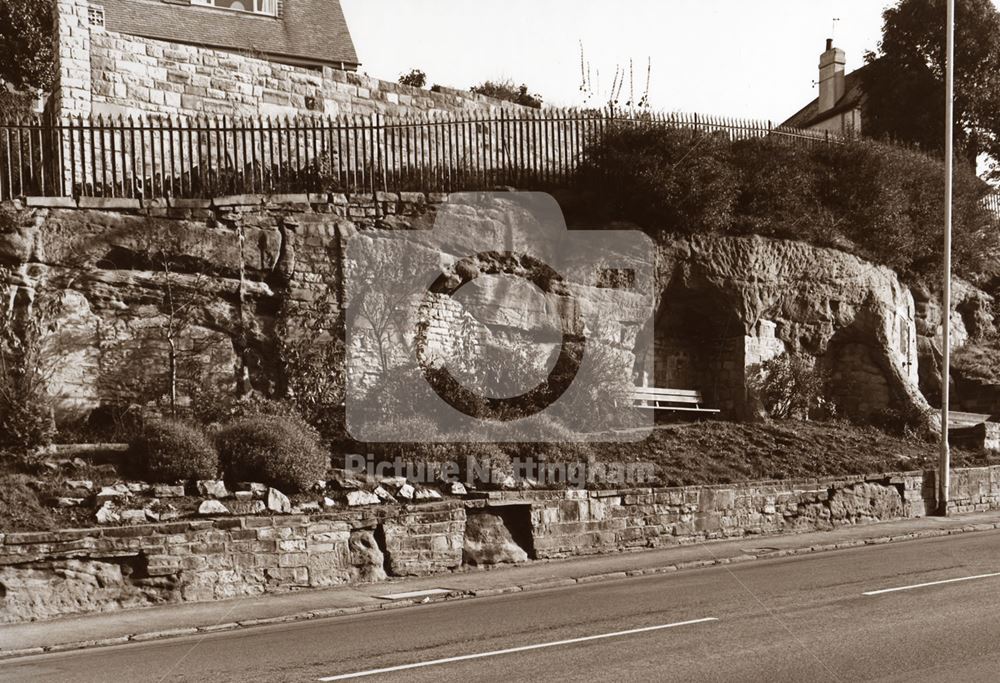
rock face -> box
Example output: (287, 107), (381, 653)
(0, 196), (930, 427)
(913, 279), (996, 408)
(647, 235), (927, 420)
(0, 558), (176, 623)
(463, 513), (529, 566)
(348, 530), (387, 583)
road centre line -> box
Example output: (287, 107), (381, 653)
(317, 617), (719, 681)
(863, 571), (1000, 596)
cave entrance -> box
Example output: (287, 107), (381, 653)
(642, 281), (746, 418)
(822, 329), (892, 419)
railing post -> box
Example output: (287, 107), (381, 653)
(374, 112), (386, 194)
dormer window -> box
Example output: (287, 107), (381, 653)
(190, 0), (277, 16)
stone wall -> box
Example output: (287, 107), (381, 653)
(53, 0), (517, 121)
(510, 473), (927, 559)
(6, 466), (1000, 623)
(0, 502), (464, 623)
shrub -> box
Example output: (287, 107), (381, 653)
(953, 339), (1000, 384)
(746, 353), (834, 420)
(576, 123), (736, 235)
(278, 335), (347, 449)
(398, 69), (427, 88)
(470, 78), (543, 108)
(869, 404), (936, 441)
(0, 291), (56, 463)
(576, 127), (998, 283)
(129, 420), (219, 483)
(217, 414), (328, 493)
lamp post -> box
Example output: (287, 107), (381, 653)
(939, 0), (955, 516)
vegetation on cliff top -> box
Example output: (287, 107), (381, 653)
(575, 125), (999, 285)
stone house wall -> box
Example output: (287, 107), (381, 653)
(52, 0), (517, 122)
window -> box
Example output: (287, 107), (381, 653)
(88, 5), (106, 28)
(190, 0), (276, 16)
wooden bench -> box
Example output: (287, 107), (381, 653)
(630, 387), (721, 414)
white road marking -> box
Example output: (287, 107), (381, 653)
(863, 571), (1000, 596)
(376, 588), (453, 601)
(317, 617), (719, 681)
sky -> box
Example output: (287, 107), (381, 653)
(340, 0), (1000, 124)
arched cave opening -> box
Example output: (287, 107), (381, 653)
(639, 280), (746, 417)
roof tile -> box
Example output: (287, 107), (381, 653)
(99, 0), (359, 67)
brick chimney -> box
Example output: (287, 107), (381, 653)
(818, 38), (846, 114)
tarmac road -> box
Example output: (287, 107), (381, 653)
(5, 529), (1000, 682)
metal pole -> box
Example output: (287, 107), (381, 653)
(939, 0), (955, 516)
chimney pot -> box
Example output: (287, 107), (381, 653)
(826, 38), (833, 51)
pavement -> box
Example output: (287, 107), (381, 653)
(3, 511), (1000, 681)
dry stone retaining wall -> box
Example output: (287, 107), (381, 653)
(0, 502), (464, 623)
(5, 467), (1000, 623)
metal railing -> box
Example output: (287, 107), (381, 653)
(0, 108), (840, 201)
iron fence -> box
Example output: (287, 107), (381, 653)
(985, 191), (1000, 219)
(0, 108), (842, 202)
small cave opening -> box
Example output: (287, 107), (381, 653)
(821, 327), (892, 419)
(470, 503), (535, 561)
(637, 278), (746, 417)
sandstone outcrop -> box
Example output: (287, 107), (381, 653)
(0, 194), (931, 426)
(463, 512), (529, 566)
(649, 234), (927, 420)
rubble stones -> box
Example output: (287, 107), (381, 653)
(267, 488), (292, 514)
(227, 500), (266, 515)
(95, 484), (130, 504)
(196, 480), (229, 499)
(198, 500), (230, 516)
(95, 501), (120, 524)
(346, 490), (381, 507)
(53, 497), (86, 508)
(120, 509), (149, 525)
(64, 479), (93, 491)
(152, 484), (185, 498)
(373, 486), (397, 504)
(330, 476), (365, 491)
(414, 487), (443, 501)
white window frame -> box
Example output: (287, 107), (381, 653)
(190, 0), (277, 17)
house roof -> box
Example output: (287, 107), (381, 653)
(781, 63), (869, 129)
(99, 0), (359, 68)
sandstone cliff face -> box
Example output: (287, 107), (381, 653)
(0, 204), (289, 422)
(0, 195), (930, 427)
(648, 234), (923, 419)
(912, 279), (996, 406)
